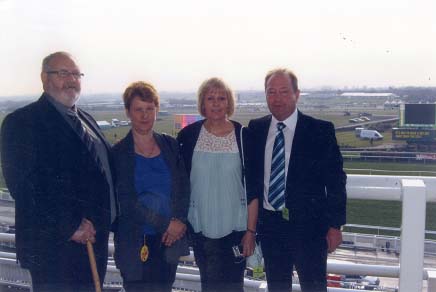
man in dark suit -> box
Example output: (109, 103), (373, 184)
(1, 51), (116, 292)
(248, 68), (347, 292)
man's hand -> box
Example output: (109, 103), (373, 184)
(326, 227), (342, 253)
(70, 218), (96, 244)
(241, 231), (256, 257)
(162, 219), (186, 247)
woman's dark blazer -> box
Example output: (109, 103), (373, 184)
(112, 130), (190, 280)
(176, 119), (256, 204)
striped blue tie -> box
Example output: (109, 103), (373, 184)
(268, 122), (286, 210)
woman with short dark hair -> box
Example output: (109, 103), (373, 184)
(113, 81), (190, 292)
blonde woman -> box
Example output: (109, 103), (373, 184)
(177, 78), (258, 292)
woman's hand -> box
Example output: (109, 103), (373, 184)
(162, 219), (186, 246)
(241, 230), (256, 257)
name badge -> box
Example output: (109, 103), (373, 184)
(140, 244), (149, 262)
(140, 235), (149, 262)
(282, 207), (290, 221)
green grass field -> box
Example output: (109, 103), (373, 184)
(94, 113), (436, 238)
(344, 161), (436, 238)
(346, 200), (436, 239)
(96, 110), (402, 148)
(337, 131), (396, 148)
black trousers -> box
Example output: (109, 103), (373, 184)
(29, 242), (107, 292)
(192, 231), (246, 292)
(260, 210), (327, 292)
(122, 235), (178, 292)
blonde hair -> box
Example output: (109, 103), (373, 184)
(197, 77), (235, 117)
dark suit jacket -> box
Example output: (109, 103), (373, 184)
(248, 111), (347, 239)
(112, 131), (190, 280)
(0, 93), (112, 273)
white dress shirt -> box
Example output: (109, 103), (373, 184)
(263, 109), (298, 211)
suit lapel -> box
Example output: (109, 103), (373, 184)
(77, 109), (112, 150)
(38, 95), (82, 146)
(117, 131), (136, 196)
(154, 132), (170, 165)
(76, 110), (113, 179)
(287, 111), (309, 183)
(259, 115), (272, 173)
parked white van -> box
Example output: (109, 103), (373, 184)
(360, 129), (383, 140)
(355, 127), (364, 137)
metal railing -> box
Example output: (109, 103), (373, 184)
(1, 175), (436, 291)
(345, 168), (436, 176)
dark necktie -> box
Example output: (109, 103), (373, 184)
(67, 109), (117, 223)
(268, 122), (286, 210)
(67, 109), (104, 174)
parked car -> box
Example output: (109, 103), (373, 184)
(341, 274), (380, 290)
(111, 118), (120, 127)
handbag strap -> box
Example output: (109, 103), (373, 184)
(240, 127), (261, 253)
(240, 126), (248, 209)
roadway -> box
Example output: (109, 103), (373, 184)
(335, 117), (399, 131)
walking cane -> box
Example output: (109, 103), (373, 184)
(86, 240), (102, 292)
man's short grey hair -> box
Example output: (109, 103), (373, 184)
(41, 51), (73, 72)
(264, 68), (299, 93)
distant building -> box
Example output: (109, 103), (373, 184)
(384, 100), (403, 110)
(97, 120), (111, 130)
(158, 111), (171, 117)
(340, 92), (399, 99)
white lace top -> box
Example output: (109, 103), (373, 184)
(194, 125), (239, 153)
(189, 125), (247, 238)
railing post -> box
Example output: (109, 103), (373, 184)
(399, 179), (426, 292)
(428, 270), (436, 292)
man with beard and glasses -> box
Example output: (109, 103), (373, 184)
(1, 51), (117, 292)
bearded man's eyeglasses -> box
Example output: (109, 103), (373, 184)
(46, 70), (84, 79)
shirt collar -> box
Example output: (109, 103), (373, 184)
(271, 108), (298, 132)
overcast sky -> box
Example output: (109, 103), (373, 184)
(0, 0), (435, 96)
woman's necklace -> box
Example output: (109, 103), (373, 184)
(204, 120), (233, 137)
(134, 139), (156, 158)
